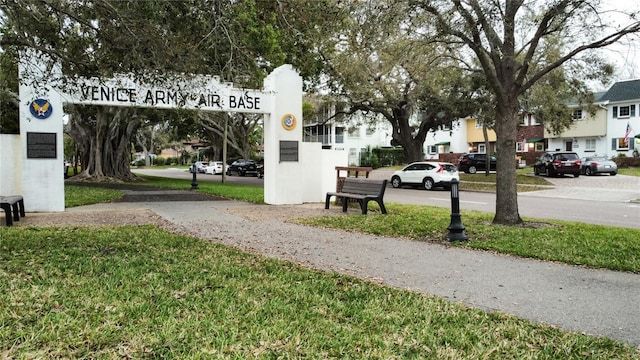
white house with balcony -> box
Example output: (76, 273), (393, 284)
(303, 103), (393, 166)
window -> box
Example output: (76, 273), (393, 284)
(365, 127), (375, 136)
(427, 145), (437, 154)
(475, 119), (482, 128)
(478, 144), (486, 153)
(348, 126), (359, 137)
(572, 109), (583, 120)
(535, 143), (544, 151)
(335, 127), (344, 144)
(613, 105), (636, 119)
(620, 106), (630, 118)
(516, 142), (525, 152)
(612, 138), (635, 150)
(585, 138), (596, 152)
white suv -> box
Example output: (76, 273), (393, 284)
(390, 162), (459, 190)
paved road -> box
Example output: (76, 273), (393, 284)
(134, 168), (640, 229)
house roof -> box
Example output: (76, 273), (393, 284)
(599, 79), (640, 102)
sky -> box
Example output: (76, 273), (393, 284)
(594, 0), (640, 89)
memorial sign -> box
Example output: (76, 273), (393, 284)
(26, 132), (57, 159)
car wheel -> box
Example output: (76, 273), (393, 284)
(585, 167), (593, 176)
(544, 167), (550, 177)
(468, 166), (477, 174)
(391, 176), (402, 188)
(610, 171), (617, 176)
(422, 177), (435, 190)
(534, 166), (540, 176)
(573, 173), (580, 178)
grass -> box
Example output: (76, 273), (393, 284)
(65, 185), (124, 207)
(1, 225), (638, 358)
(1, 169), (634, 356)
(618, 167), (640, 176)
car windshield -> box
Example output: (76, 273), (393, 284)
(557, 153), (578, 160)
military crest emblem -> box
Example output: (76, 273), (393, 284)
(29, 98), (53, 119)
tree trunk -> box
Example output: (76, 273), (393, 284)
(493, 100), (523, 225)
(388, 105), (429, 163)
(482, 123), (490, 176)
(67, 106), (142, 182)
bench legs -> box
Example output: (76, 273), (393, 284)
(325, 194), (386, 215)
(1, 203), (13, 226)
(356, 199), (386, 215)
(1, 197), (25, 226)
(376, 199), (387, 214)
(325, 194), (331, 210)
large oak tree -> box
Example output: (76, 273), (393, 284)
(415, 0), (640, 225)
(1, 0), (333, 180)
(318, 1), (479, 162)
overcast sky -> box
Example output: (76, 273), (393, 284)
(596, 0), (640, 88)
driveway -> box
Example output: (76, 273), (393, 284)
(519, 172), (640, 202)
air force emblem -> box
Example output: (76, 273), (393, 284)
(29, 98), (53, 119)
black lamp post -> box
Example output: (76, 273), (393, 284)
(191, 163), (199, 190)
(446, 178), (468, 241)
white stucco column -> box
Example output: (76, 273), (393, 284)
(262, 65), (305, 204)
(18, 55), (65, 212)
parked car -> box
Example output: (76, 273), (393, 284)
(190, 161), (208, 173)
(205, 161), (224, 175)
(226, 159), (259, 176)
(457, 153), (497, 174)
(257, 163), (264, 179)
(390, 161), (459, 190)
(580, 156), (617, 176)
(533, 151), (581, 177)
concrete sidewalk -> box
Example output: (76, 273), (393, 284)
(67, 199), (640, 347)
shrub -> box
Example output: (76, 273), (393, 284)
(614, 156), (640, 168)
(153, 157), (166, 166)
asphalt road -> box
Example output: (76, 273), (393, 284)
(133, 168), (640, 229)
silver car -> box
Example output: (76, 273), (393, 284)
(580, 156), (617, 176)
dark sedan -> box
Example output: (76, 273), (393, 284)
(226, 159), (259, 176)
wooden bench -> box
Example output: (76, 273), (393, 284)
(325, 178), (388, 215)
(1, 195), (25, 226)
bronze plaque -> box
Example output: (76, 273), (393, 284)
(27, 132), (57, 159)
(279, 140), (298, 162)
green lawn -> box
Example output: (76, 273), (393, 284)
(1, 172), (638, 357)
(1, 225), (637, 358)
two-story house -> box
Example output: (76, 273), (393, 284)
(600, 79), (639, 156)
(545, 79), (638, 158)
(545, 92), (609, 158)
